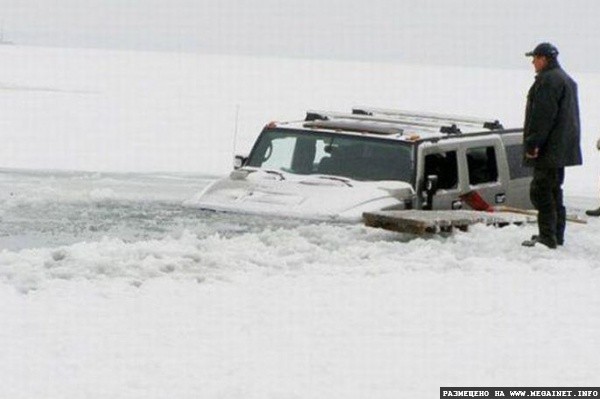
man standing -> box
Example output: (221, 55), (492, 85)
(585, 137), (600, 217)
(522, 42), (582, 249)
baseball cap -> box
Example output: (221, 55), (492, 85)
(525, 42), (559, 58)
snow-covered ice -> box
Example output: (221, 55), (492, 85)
(1, 45), (600, 398)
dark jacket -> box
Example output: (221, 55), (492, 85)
(523, 59), (582, 168)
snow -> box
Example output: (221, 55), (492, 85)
(1, 45), (600, 398)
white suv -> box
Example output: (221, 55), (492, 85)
(192, 107), (532, 221)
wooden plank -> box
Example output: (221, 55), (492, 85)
(362, 210), (531, 235)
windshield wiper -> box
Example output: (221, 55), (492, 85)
(262, 169), (286, 180)
(238, 167), (286, 180)
(234, 166), (285, 180)
(315, 175), (353, 187)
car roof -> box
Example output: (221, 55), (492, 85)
(268, 107), (520, 144)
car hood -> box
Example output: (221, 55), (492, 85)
(186, 168), (415, 222)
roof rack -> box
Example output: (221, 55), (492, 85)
(303, 119), (404, 136)
(306, 110), (463, 134)
(352, 107), (504, 130)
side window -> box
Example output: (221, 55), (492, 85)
(424, 151), (458, 190)
(467, 146), (498, 185)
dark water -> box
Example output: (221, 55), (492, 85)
(0, 169), (330, 251)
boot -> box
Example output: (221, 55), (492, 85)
(522, 235), (557, 249)
(586, 206), (600, 217)
(529, 234), (563, 246)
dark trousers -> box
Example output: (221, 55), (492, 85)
(530, 167), (566, 245)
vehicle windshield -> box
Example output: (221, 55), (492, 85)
(246, 129), (414, 183)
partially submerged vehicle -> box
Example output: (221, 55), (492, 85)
(193, 107), (533, 222)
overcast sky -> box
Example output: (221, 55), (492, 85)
(2, 0), (599, 71)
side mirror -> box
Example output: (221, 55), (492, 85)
(426, 174), (439, 193)
(424, 174), (439, 210)
(233, 155), (247, 170)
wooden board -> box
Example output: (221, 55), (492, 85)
(362, 210), (532, 235)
